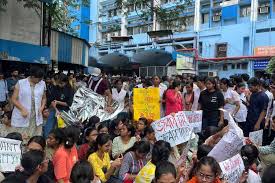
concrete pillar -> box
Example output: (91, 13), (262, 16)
(121, 0), (127, 36)
(194, 0), (201, 32)
(153, 0), (161, 31)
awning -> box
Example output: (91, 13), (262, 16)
(0, 39), (50, 64)
(99, 52), (130, 67)
(132, 49), (173, 66)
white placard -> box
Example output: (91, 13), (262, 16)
(151, 112), (193, 147)
(208, 110), (244, 162)
(0, 137), (22, 172)
(219, 154), (245, 183)
(249, 129), (263, 146)
(183, 110), (202, 133)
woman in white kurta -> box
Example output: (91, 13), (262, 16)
(112, 79), (127, 104)
(11, 67), (46, 143)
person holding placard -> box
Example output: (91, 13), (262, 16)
(198, 77), (225, 129)
(151, 75), (167, 117)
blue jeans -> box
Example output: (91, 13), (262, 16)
(43, 109), (56, 138)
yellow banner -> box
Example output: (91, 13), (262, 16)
(133, 88), (160, 121)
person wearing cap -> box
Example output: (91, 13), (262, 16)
(88, 68), (113, 110)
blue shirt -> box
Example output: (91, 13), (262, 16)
(247, 91), (269, 125)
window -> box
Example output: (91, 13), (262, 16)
(240, 6), (251, 17)
(202, 13), (209, 24)
(231, 64), (235, 69)
(199, 42), (203, 55)
(242, 63), (248, 69)
(128, 27), (133, 35)
(223, 64), (228, 71)
(237, 63), (241, 69)
(216, 43), (227, 58)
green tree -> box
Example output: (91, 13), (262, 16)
(0, 0), (90, 36)
(266, 57), (275, 74)
(116, 0), (192, 32)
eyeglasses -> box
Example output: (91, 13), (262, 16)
(197, 172), (214, 181)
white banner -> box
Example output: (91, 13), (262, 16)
(0, 137), (22, 172)
(219, 154), (245, 183)
(151, 112), (193, 147)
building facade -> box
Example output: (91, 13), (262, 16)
(89, 0), (275, 77)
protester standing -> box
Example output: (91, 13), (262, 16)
(165, 81), (183, 116)
(0, 73), (8, 107)
(11, 66), (46, 142)
(44, 73), (74, 138)
(7, 69), (19, 97)
(198, 77), (224, 129)
(245, 78), (269, 137)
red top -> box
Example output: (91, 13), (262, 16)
(53, 145), (78, 183)
(165, 89), (183, 116)
(78, 143), (90, 161)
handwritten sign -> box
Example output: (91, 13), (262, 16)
(219, 154), (245, 183)
(183, 111), (202, 133)
(133, 88), (160, 121)
(208, 109), (245, 162)
(0, 137), (22, 172)
(249, 129), (263, 146)
(151, 112), (193, 147)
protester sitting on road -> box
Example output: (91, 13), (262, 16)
(187, 156), (222, 183)
(112, 119), (136, 159)
(78, 127), (98, 161)
(70, 160), (94, 183)
(154, 161), (177, 183)
(88, 133), (122, 183)
(135, 140), (172, 183)
(119, 141), (150, 182)
(95, 122), (107, 133)
(52, 126), (79, 183)
(2, 150), (50, 183)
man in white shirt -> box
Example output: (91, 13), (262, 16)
(193, 76), (207, 111)
(0, 73), (8, 107)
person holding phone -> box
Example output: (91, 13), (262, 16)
(88, 134), (122, 182)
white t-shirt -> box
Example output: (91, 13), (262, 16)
(192, 86), (205, 111)
(222, 88), (240, 115)
(247, 169), (261, 183)
(234, 93), (248, 122)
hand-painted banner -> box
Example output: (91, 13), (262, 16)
(151, 112), (193, 147)
(133, 88), (160, 121)
(183, 110), (202, 133)
(219, 154), (245, 183)
(249, 129), (263, 146)
(0, 137), (22, 172)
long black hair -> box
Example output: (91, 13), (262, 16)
(27, 136), (46, 151)
(151, 140), (172, 165)
(70, 160), (94, 183)
(86, 133), (111, 158)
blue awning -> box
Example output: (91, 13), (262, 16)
(222, 5), (238, 20)
(0, 39), (50, 64)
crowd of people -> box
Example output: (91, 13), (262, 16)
(0, 66), (274, 183)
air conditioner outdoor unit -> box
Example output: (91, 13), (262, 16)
(212, 15), (221, 22)
(259, 6), (269, 14)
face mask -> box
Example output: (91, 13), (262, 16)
(92, 76), (100, 81)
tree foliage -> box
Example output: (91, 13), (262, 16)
(0, 0), (90, 36)
(266, 57), (275, 74)
(115, 0), (192, 31)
